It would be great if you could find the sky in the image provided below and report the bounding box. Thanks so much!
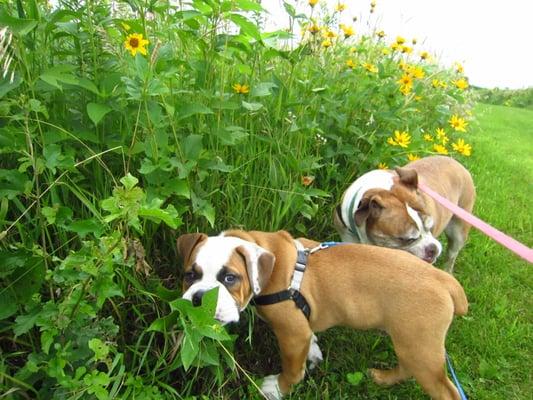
[261,0,533,89]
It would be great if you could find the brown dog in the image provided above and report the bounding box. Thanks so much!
[334,156,476,272]
[178,229,468,399]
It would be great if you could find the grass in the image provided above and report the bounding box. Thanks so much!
[236,103,533,399]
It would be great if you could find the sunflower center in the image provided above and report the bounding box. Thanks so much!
[129,38,139,48]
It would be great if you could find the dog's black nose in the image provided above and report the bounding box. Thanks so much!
[192,291,205,307]
[425,244,438,261]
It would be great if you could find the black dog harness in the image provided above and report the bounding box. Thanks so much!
[251,241,340,320]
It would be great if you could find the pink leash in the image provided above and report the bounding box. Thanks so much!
[418,182,533,264]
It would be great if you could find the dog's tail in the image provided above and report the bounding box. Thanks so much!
[443,275,468,316]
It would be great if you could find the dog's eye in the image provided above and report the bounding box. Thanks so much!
[223,273,237,285]
[401,237,418,245]
[184,271,197,282]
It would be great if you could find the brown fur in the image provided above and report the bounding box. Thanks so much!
[339,156,475,271]
[178,230,468,399]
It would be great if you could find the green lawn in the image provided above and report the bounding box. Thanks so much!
[240,103,533,400]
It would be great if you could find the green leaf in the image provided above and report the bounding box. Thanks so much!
[242,101,263,111]
[14,308,40,336]
[41,328,58,354]
[138,205,182,229]
[147,311,179,332]
[215,126,249,145]
[228,13,261,41]
[178,103,213,120]
[0,75,22,99]
[120,173,139,190]
[67,218,105,238]
[183,135,204,160]
[235,0,264,12]
[89,338,110,361]
[87,102,112,125]
[76,78,100,95]
[0,10,37,35]
[165,178,190,199]
[0,291,17,320]
[346,371,364,385]
[181,329,200,371]
[250,82,277,97]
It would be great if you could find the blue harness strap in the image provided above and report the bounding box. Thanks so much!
[446,352,468,400]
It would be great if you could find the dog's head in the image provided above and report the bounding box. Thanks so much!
[354,167,442,263]
[177,233,275,324]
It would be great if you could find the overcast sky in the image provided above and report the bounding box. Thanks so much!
[262,0,533,89]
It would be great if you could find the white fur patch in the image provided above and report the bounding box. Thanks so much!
[405,204,442,262]
[261,374,282,400]
[340,170,394,242]
[307,334,323,370]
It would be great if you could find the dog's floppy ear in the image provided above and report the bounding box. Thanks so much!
[396,167,418,189]
[176,233,208,266]
[354,195,385,226]
[236,245,275,295]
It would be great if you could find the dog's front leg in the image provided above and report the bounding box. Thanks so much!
[260,324,312,399]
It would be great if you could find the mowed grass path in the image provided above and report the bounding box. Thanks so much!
[275,103,532,400]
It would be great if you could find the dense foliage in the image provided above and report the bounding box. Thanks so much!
[0,0,474,398]
[474,86,533,110]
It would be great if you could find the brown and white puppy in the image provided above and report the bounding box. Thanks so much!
[334,156,476,272]
[178,229,468,400]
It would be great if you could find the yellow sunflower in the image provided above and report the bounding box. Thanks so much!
[433,144,448,155]
[449,115,468,132]
[232,83,250,94]
[452,138,472,156]
[387,130,411,148]
[124,33,149,56]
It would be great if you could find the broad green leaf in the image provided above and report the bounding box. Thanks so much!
[250,82,277,97]
[147,311,179,332]
[39,65,78,90]
[178,103,213,120]
[138,206,182,229]
[242,101,263,111]
[13,310,39,336]
[0,291,17,320]
[120,173,139,190]
[235,0,264,12]
[165,178,190,199]
[183,135,203,160]
[0,10,37,35]
[75,78,100,95]
[215,126,249,146]
[0,76,22,99]
[67,218,105,238]
[181,329,200,371]
[228,13,261,41]
[41,328,58,354]
[87,103,112,125]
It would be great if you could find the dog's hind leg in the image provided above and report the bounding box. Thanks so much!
[443,217,468,273]
[391,332,460,400]
[307,334,323,369]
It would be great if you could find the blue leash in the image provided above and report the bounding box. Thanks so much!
[314,242,469,399]
[446,352,468,400]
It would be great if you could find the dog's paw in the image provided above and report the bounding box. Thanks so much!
[260,374,282,400]
[307,334,323,370]
[369,367,405,386]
